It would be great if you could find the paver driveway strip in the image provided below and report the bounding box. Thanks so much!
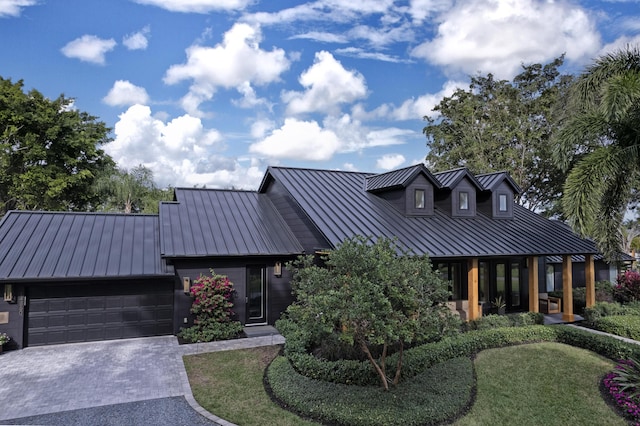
[0,336,187,422]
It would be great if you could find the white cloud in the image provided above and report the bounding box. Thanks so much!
[0,0,37,17]
[335,47,412,63]
[103,80,150,107]
[106,104,265,189]
[164,23,290,116]
[407,0,452,24]
[598,35,640,58]
[411,0,601,79]
[123,26,150,50]
[282,51,367,115]
[342,162,359,172]
[250,119,275,139]
[60,35,116,65]
[249,118,341,161]
[376,153,406,170]
[347,22,415,48]
[290,31,349,43]
[132,0,251,13]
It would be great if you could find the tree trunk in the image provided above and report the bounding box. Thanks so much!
[392,341,404,385]
[359,340,389,391]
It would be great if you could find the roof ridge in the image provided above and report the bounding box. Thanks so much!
[5,210,159,217]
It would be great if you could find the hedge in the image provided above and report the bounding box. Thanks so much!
[592,316,640,341]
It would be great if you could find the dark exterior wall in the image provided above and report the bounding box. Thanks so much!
[172,256,295,331]
[263,179,330,253]
[477,182,513,219]
[549,260,614,290]
[0,284,25,349]
[405,175,434,216]
[377,188,405,213]
[452,178,476,217]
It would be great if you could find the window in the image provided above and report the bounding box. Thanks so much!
[414,189,425,209]
[459,191,469,210]
[499,194,508,212]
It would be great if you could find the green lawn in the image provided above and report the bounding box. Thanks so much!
[184,343,625,426]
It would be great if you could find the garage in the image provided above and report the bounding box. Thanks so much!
[27,281,174,346]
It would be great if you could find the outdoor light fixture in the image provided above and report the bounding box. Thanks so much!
[183,277,191,295]
[3,284,14,303]
[274,261,282,277]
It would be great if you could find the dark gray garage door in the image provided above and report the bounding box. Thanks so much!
[27,281,173,346]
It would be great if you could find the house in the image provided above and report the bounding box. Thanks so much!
[0,164,603,348]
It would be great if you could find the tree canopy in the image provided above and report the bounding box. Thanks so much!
[0,77,113,214]
[423,56,573,214]
[283,236,457,390]
[553,46,640,260]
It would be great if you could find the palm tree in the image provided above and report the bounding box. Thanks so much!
[553,45,640,261]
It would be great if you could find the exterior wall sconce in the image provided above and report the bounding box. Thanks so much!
[183,277,191,295]
[274,261,282,277]
[4,284,14,303]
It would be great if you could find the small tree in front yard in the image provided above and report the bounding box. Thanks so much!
[178,270,243,342]
[284,236,458,390]
[614,270,640,304]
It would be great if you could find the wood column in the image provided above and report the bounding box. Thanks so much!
[562,255,574,322]
[528,256,539,313]
[585,254,596,308]
[467,258,479,321]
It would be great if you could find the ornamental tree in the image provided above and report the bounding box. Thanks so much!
[284,236,457,390]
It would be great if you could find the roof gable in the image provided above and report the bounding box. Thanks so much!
[434,167,483,190]
[0,211,169,280]
[365,164,441,193]
[160,188,303,257]
[476,171,522,194]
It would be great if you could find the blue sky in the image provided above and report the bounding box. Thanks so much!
[1,0,639,189]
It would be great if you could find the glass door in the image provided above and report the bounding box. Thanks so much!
[246,266,267,324]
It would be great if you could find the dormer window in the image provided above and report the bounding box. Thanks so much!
[499,194,508,212]
[415,189,425,209]
[459,192,469,210]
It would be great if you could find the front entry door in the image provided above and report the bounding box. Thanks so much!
[246,266,267,324]
[495,261,523,312]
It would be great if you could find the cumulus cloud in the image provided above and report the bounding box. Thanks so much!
[132,0,251,13]
[123,26,150,50]
[61,35,117,65]
[249,118,341,161]
[376,153,406,170]
[164,23,290,116]
[282,51,367,115]
[106,104,262,188]
[103,80,150,107]
[0,0,38,17]
[411,0,601,79]
[407,0,452,24]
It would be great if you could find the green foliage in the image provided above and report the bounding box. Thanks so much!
[423,56,573,214]
[266,355,473,426]
[594,316,640,341]
[282,236,458,389]
[178,270,242,343]
[582,301,640,324]
[464,312,544,331]
[611,358,640,400]
[553,46,640,260]
[0,77,113,214]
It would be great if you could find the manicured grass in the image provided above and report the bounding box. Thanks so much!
[455,342,624,426]
[183,346,316,426]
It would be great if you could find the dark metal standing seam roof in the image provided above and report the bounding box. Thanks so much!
[434,167,483,190]
[263,167,598,258]
[0,211,170,281]
[365,164,441,192]
[476,171,522,193]
[159,188,303,257]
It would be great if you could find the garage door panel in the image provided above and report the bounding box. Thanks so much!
[28,282,174,346]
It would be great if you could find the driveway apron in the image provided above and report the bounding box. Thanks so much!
[0,336,187,421]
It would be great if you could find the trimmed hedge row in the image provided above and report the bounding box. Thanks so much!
[279,322,640,386]
[583,301,640,324]
[592,315,640,341]
[266,355,474,426]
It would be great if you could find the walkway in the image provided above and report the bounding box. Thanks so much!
[0,333,284,425]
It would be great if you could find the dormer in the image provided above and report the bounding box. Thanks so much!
[434,168,483,217]
[366,164,441,216]
[476,171,521,219]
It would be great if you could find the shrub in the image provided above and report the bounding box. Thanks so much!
[178,270,243,343]
[593,316,640,341]
[582,301,640,325]
[614,270,640,303]
[596,280,615,302]
[550,287,586,315]
[603,359,640,422]
[463,312,544,331]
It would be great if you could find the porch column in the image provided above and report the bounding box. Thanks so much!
[585,254,596,308]
[467,258,479,321]
[528,256,539,313]
[562,255,574,322]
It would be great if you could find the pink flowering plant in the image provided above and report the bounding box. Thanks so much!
[178,269,243,343]
[603,358,640,423]
[614,271,640,304]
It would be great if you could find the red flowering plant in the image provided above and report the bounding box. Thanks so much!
[178,269,243,343]
[614,271,640,304]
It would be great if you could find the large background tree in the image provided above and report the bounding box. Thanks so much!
[553,46,640,260]
[423,56,573,215]
[0,77,113,214]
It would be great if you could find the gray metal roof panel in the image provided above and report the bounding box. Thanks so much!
[434,167,484,190]
[267,167,598,258]
[160,188,303,257]
[476,171,522,194]
[0,211,170,280]
[365,164,441,192]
